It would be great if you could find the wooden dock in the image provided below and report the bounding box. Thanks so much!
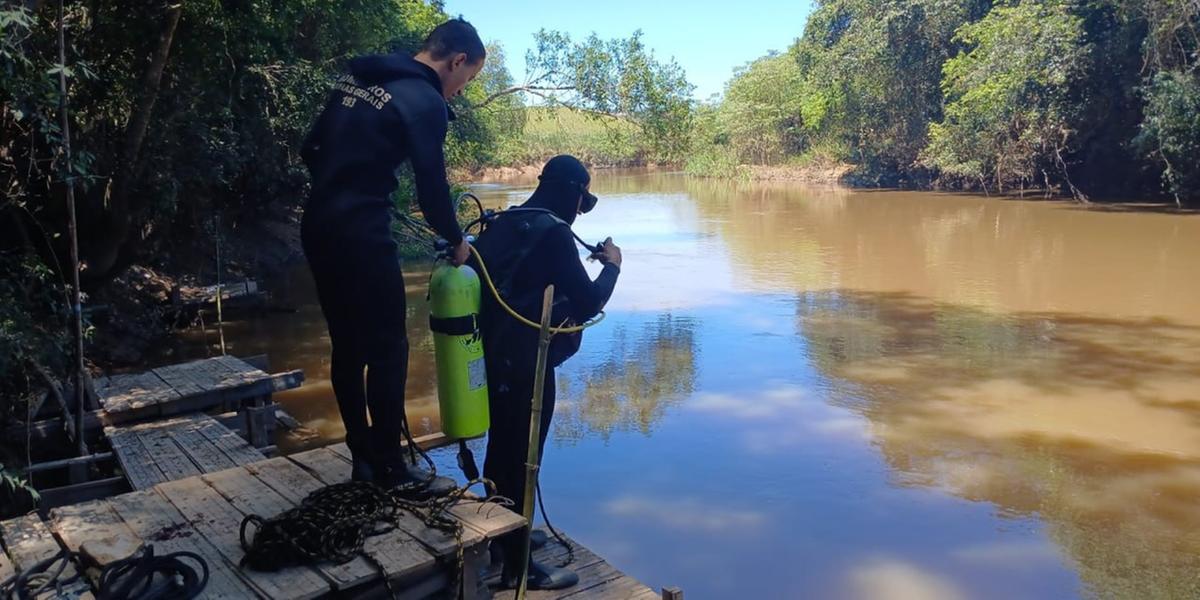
[11,355,303,508]
[105,413,266,490]
[3,354,673,598]
[95,355,302,441]
[1,442,667,599]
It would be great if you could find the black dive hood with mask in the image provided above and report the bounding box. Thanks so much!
[523,155,598,223]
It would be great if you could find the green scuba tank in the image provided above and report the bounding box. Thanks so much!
[428,262,489,439]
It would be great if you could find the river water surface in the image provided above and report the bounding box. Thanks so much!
[162,171,1200,599]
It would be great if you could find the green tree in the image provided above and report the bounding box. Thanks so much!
[790,0,992,184]
[479,29,695,164]
[719,52,805,165]
[1127,0,1200,206]
[1135,71,1200,207]
[922,1,1089,197]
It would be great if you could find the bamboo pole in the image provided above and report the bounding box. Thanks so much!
[56,0,85,456]
[517,285,555,599]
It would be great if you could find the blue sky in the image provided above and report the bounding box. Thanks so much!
[441,0,815,101]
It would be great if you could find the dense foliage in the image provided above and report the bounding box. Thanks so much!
[0,0,694,422]
[692,0,1200,204]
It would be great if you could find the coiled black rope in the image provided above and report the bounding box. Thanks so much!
[0,549,83,600]
[0,545,206,600]
[239,478,512,599]
[96,546,208,600]
[238,482,399,570]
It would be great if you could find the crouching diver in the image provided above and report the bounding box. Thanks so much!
[470,155,622,590]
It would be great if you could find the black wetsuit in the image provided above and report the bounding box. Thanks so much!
[473,189,619,570]
[300,53,463,470]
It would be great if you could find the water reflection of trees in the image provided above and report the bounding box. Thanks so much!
[795,290,1200,599]
[553,315,698,443]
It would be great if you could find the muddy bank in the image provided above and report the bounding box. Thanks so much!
[744,163,854,184]
[462,162,673,184]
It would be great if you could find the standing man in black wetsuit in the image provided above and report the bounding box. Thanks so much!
[471,155,622,590]
[300,19,484,492]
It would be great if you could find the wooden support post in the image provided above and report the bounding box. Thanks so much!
[663,586,684,600]
[243,403,277,448]
[460,543,489,600]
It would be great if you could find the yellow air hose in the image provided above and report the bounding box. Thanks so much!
[466,243,605,335]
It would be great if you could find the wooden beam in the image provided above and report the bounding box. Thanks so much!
[37,476,128,509]
[22,452,113,474]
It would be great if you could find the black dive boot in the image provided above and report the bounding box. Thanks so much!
[382,461,457,499]
[488,531,549,566]
[371,432,456,498]
[344,432,375,483]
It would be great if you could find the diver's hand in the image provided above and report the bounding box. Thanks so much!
[451,239,471,266]
[595,237,622,268]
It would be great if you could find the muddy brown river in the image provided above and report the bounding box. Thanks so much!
[160,171,1200,599]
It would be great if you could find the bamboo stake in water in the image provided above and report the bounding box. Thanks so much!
[517,285,555,599]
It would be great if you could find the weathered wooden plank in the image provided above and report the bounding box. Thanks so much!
[287,447,353,485]
[49,499,140,561]
[164,415,239,472]
[214,355,268,379]
[243,457,324,502]
[0,515,59,567]
[195,417,266,465]
[106,427,168,490]
[107,489,252,599]
[93,372,137,399]
[328,442,353,461]
[359,526,440,582]
[576,577,659,600]
[0,514,92,598]
[447,498,526,540]
[0,548,14,585]
[571,574,658,600]
[98,371,180,417]
[134,425,204,482]
[163,358,266,415]
[207,356,270,390]
[203,466,378,591]
[157,476,330,599]
[151,360,210,398]
[124,360,299,421]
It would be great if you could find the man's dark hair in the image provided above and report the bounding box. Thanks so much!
[420,18,486,64]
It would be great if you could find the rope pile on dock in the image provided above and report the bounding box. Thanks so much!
[239,479,511,598]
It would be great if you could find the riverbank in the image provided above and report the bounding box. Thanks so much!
[461,162,673,183]
[87,205,305,369]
